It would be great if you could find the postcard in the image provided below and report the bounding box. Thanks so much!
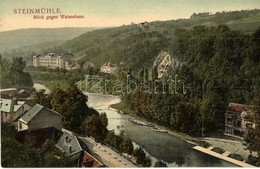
[0,0,260,167]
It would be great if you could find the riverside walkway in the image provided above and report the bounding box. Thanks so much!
[79,137,138,168]
[193,146,255,168]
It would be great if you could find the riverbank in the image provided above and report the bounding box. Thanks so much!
[79,136,138,168]
[110,100,256,167]
[193,146,255,167]
[110,101,198,143]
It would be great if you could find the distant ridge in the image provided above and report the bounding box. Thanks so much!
[0,27,102,52]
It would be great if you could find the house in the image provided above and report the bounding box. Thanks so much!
[0,98,32,123]
[82,151,105,167]
[32,53,75,70]
[16,89,31,99]
[16,127,62,147]
[0,88,18,98]
[138,21,149,31]
[100,62,117,74]
[224,102,253,139]
[56,129,84,161]
[56,129,105,167]
[18,104,63,131]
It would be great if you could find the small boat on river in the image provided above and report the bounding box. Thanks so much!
[151,127,168,133]
[127,118,154,127]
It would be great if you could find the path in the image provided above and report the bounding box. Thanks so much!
[79,137,138,168]
[203,137,257,158]
[193,146,255,168]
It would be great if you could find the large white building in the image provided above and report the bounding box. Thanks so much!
[32,53,77,70]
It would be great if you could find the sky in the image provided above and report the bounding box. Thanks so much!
[0,0,259,32]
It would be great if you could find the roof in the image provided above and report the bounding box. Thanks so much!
[101,62,116,68]
[14,104,23,112]
[60,53,74,58]
[0,88,17,92]
[0,99,14,113]
[19,104,61,124]
[82,151,105,167]
[34,53,74,59]
[56,130,83,156]
[16,127,62,147]
[19,104,44,124]
[227,103,248,114]
[17,89,30,95]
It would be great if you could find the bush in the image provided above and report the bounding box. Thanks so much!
[212,147,225,154]
[228,153,244,161]
[246,155,259,166]
[154,160,168,167]
[194,140,211,148]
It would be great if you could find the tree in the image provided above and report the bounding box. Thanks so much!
[0,57,33,89]
[11,57,26,72]
[32,89,52,108]
[81,113,108,142]
[170,102,199,133]
[122,137,134,155]
[154,160,168,167]
[53,86,94,131]
[1,123,74,167]
[245,97,260,166]
[133,147,146,165]
[144,68,149,81]
[143,156,152,167]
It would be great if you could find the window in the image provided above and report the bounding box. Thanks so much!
[227,118,233,126]
[237,120,242,128]
[19,122,22,129]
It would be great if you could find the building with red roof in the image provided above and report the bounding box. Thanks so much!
[225,102,253,139]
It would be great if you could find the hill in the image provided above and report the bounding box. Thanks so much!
[47,9,260,72]
[0,27,100,53]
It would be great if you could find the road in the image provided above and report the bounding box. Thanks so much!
[80,137,138,168]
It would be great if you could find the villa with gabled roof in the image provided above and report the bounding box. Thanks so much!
[18,104,63,131]
[0,98,32,123]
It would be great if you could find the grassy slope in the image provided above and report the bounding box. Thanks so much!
[57,10,260,72]
[0,27,100,52]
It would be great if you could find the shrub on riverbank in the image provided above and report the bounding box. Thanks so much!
[154,160,168,167]
[194,140,211,148]
[228,153,244,161]
[212,147,225,154]
[246,155,260,167]
[133,147,151,167]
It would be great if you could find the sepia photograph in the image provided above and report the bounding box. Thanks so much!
[0,0,260,167]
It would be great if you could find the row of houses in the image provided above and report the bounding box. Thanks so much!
[32,53,80,70]
[1,97,105,167]
[0,88,30,99]
[32,53,118,74]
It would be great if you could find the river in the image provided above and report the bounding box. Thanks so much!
[32,83,237,167]
[86,92,238,167]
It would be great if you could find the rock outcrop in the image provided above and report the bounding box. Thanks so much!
[153,50,182,78]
